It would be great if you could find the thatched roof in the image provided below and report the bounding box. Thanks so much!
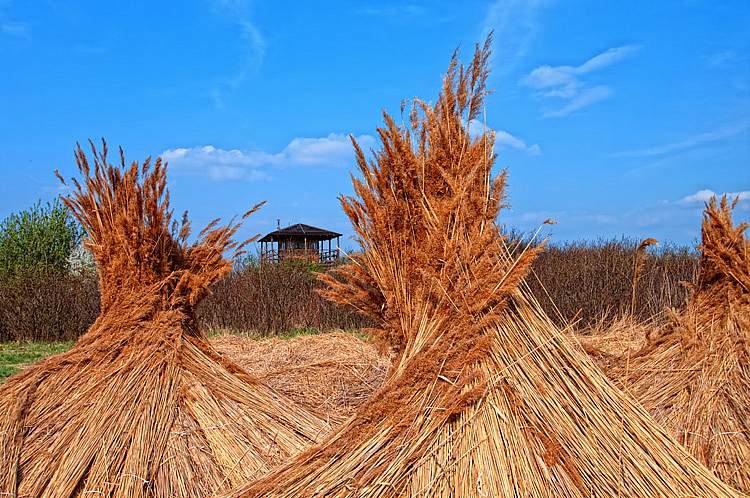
[603,195,750,493]
[259,224,342,242]
[0,141,332,497]
[220,37,738,498]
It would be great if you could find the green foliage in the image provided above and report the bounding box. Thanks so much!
[0,198,84,274]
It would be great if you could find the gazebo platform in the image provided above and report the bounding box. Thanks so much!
[259,223,342,266]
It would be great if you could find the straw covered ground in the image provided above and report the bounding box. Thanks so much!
[211,331,390,420]
[221,37,741,498]
[0,143,331,497]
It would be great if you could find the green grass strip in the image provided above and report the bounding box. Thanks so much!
[0,340,74,383]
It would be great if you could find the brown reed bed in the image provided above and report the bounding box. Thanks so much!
[600,195,750,493]
[0,141,331,497]
[220,37,739,498]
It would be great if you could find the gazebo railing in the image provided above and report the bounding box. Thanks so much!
[260,248,339,266]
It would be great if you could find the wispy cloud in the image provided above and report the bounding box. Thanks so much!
[1,20,28,37]
[704,48,750,69]
[705,49,736,68]
[495,130,541,155]
[506,208,618,226]
[467,120,541,155]
[209,0,266,109]
[162,133,375,181]
[615,121,750,157]
[356,5,425,17]
[76,45,108,55]
[522,45,639,117]
[541,86,613,118]
[480,0,545,76]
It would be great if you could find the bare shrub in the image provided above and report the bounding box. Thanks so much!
[528,238,698,328]
[0,268,99,342]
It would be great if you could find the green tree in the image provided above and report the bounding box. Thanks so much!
[0,198,84,274]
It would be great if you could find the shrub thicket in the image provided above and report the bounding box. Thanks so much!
[527,238,698,329]
[0,240,698,342]
[0,268,99,342]
[197,258,373,336]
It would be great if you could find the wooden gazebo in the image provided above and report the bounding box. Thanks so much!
[259,223,342,266]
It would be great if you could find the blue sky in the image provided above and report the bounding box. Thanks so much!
[1,1,748,253]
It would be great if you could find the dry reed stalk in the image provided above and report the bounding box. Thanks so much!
[0,141,331,497]
[219,37,740,498]
[606,195,750,493]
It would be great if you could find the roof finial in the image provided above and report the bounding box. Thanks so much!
[277,219,280,230]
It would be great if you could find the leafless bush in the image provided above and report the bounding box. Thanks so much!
[527,238,698,328]
[197,259,373,336]
[0,268,99,342]
[0,241,697,341]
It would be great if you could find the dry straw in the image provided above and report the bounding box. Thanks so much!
[605,195,750,493]
[221,37,740,498]
[0,141,331,497]
[211,331,390,419]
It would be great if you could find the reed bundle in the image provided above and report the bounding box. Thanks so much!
[607,195,750,493]
[221,38,739,498]
[0,142,330,497]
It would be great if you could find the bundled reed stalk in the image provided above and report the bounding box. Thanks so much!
[221,38,739,498]
[606,195,749,493]
[0,141,331,498]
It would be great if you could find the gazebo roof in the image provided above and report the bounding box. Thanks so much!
[259,223,342,242]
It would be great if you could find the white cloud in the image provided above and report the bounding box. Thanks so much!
[523,65,577,89]
[161,133,375,181]
[522,45,639,117]
[283,134,375,166]
[678,189,750,207]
